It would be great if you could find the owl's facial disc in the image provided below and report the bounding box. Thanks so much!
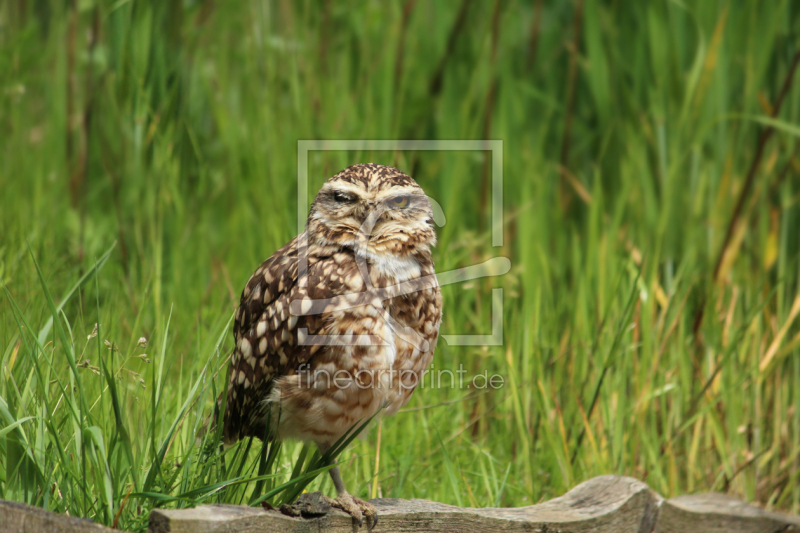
[307,164,436,255]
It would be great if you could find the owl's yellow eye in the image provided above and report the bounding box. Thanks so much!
[391,195,410,208]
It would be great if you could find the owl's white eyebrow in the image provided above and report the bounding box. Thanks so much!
[374,186,420,199]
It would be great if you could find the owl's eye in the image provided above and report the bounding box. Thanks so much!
[390,195,410,208]
[333,191,355,203]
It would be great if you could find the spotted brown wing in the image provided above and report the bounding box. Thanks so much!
[222,236,365,443]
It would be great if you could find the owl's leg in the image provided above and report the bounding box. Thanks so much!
[324,465,378,530]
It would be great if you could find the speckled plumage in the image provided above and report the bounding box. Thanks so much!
[223,164,442,455]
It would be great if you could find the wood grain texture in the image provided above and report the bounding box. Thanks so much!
[656,492,800,533]
[0,499,114,533]
[4,476,800,533]
[148,475,661,533]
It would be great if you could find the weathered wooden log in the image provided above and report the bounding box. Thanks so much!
[657,492,800,533]
[148,475,661,533]
[0,499,114,533]
[3,476,800,533]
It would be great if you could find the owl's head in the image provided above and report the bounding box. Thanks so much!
[307,164,436,258]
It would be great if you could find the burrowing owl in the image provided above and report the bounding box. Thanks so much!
[222,164,442,528]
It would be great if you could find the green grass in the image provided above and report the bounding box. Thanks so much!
[2,0,800,530]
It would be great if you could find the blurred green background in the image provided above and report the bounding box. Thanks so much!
[2,0,800,530]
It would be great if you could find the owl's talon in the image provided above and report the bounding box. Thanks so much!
[323,492,377,530]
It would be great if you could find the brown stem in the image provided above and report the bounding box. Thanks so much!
[559,0,584,212]
[66,0,77,194]
[319,0,331,75]
[428,0,472,97]
[526,0,543,73]
[479,0,502,226]
[692,48,800,339]
[394,0,418,87]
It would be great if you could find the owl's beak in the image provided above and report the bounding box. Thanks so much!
[356,201,385,236]
[360,208,381,237]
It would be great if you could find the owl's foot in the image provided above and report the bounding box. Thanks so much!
[323,492,378,530]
